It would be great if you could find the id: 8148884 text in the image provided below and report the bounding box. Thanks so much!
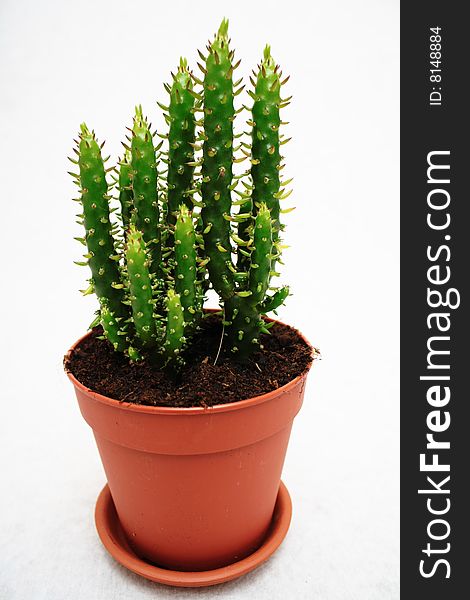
[429,26,442,106]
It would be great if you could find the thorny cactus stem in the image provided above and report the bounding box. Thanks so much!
[200,19,237,301]
[130,105,161,273]
[72,124,127,324]
[118,148,133,234]
[198,23,291,359]
[164,58,196,226]
[174,204,200,329]
[248,44,292,278]
[247,203,273,304]
[100,303,127,353]
[259,284,290,314]
[225,203,273,358]
[163,289,185,363]
[125,224,158,350]
[250,46,282,234]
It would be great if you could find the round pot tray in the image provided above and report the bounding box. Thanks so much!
[94,481,292,588]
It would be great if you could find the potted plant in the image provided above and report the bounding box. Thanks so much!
[65,19,316,587]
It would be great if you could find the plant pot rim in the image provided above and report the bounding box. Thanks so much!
[65,314,314,416]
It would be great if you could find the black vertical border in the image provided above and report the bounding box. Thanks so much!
[401,2,468,598]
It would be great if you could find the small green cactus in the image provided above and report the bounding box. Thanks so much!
[200,19,237,302]
[163,289,185,362]
[71,124,127,323]
[70,19,293,368]
[164,58,197,225]
[250,47,283,233]
[174,204,202,330]
[125,224,158,350]
[99,303,127,353]
[130,106,161,274]
[117,149,133,235]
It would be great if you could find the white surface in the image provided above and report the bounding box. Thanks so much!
[0,0,399,598]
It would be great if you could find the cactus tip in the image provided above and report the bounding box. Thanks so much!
[261,44,275,70]
[218,18,229,38]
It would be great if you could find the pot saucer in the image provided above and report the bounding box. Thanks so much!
[94,481,292,588]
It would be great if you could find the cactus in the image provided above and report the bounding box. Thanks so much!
[71,124,128,328]
[224,204,287,359]
[70,19,294,367]
[259,284,290,314]
[221,204,273,353]
[198,22,291,359]
[118,149,133,234]
[163,58,197,226]
[99,303,127,353]
[130,105,161,274]
[70,116,202,368]
[163,289,185,363]
[200,19,237,301]
[125,224,158,350]
[242,44,292,275]
[174,204,201,329]
[250,46,282,239]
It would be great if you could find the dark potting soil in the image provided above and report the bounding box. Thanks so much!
[65,314,314,408]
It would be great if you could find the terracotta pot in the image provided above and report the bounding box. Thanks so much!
[66,322,313,572]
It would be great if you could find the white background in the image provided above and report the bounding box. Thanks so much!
[0,0,399,598]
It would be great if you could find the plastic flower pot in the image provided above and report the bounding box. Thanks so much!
[65,320,313,583]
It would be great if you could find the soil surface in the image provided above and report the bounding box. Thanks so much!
[65,314,314,408]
